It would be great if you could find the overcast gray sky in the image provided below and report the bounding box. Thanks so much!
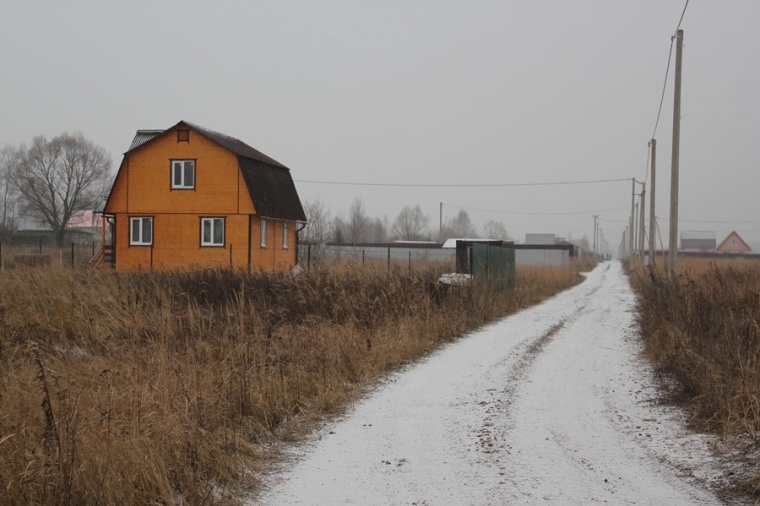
[2,1,758,251]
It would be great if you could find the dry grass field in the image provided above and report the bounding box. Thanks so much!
[633,257,760,498]
[0,260,587,505]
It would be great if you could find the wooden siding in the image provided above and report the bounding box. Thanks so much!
[716,231,751,254]
[250,217,298,272]
[107,127,298,272]
[106,130,255,216]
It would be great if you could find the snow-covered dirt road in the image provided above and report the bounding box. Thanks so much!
[255,262,721,505]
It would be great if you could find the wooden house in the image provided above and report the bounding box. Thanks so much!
[716,231,751,254]
[680,231,716,252]
[93,121,306,271]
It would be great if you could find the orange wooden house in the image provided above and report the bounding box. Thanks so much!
[93,121,306,271]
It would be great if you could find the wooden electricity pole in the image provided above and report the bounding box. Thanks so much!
[629,178,635,263]
[668,29,684,278]
[649,139,656,266]
[639,185,646,259]
[439,202,443,243]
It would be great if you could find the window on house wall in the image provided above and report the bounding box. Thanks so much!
[732,239,737,246]
[201,217,224,247]
[171,160,195,189]
[130,217,153,246]
[260,219,267,248]
[282,222,289,249]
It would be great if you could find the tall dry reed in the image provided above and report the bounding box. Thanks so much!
[634,260,760,433]
[0,262,583,505]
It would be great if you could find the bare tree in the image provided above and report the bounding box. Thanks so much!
[391,205,430,241]
[302,199,330,244]
[12,133,112,247]
[0,145,19,231]
[302,199,331,260]
[331,215,347,244]
[347,197,370,244]
[367,216,388,243]
[441,209,477,240]
[482,219,510,240]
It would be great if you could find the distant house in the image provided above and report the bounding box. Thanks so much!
[95,120,306,271]
[680,231,716,252]
[525,233,556,245]
[716,231,751,254]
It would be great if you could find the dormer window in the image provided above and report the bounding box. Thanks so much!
[171,160,195,189]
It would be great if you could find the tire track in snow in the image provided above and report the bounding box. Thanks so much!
[253,262,719,505]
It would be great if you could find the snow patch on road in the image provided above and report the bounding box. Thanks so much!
[253,262,725,505]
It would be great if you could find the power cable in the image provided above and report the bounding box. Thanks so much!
[650,0,690,140]
[295,177,630,188]
[445,203,629,217]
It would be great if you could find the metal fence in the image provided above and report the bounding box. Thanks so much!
[0,241,101,269]
[298,243,455,271]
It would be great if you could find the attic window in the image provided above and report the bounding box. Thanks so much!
[171,160,195,189]
[177,129,190,143]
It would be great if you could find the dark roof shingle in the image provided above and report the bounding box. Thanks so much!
[239,157,306,222]
[124,121,305,222]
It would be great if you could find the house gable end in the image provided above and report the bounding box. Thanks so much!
[239,157,306,222]
[717,231,752,253]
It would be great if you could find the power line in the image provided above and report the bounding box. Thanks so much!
[650,0,690,140]
[295,177,631,188]
[680,218,760,225]
[445,203,629,217]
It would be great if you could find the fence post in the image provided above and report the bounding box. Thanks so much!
[387,246,391,269]
[39,238,42,254]
[92,240,95,258]
[408,251,411,273]
[0,241,2,271]
[362,250,365,268]
[307,244,311,271]
[71,242,75,266]
[230,244,233,269]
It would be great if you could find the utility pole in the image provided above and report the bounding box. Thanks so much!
[592,214,599,257]
[649,139,656,267]
[439,202,443,243]
[669,29,684,279]
[633,201,639,262]
[629,178,635,262]
[639,185,646,259]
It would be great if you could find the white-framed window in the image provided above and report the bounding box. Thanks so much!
[201,217,224,247]
[171,160,195,189]
[282,222,289,249]
[260,218,267,248]
[130,217,153,246]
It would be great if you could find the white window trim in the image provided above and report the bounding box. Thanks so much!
[260,218,268,248]
[171,160,196,189]
[130,217,153,246]
[282,222,289,249]
[201,217,225,247]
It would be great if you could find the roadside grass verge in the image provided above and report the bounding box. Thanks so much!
[632,258,760,498]
[0,261,587,505]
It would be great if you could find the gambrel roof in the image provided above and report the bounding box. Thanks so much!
[115,120,306,222]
